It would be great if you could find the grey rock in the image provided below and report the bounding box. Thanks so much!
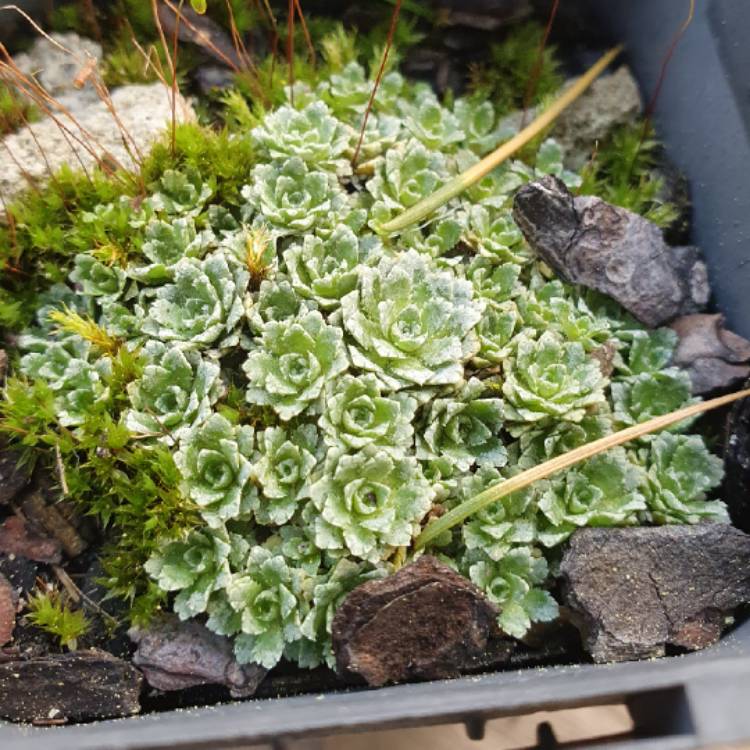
[0,82,195,201]
[0,649,142,723]
[670,313,750,394]
[332,555,498,687]
[513,175,708,327]
[553,66,642,169]
[130,615,267,699]
[560,524,750,663]
[11,32,102,104]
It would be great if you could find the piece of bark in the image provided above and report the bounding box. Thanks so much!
[157,2,243,70]
[0,649,142,723]
[130,615,267,699]
[669,314,750,394]
[590,340,617,377]
[20,491,86,558]
[513,175,709,327]
[724,391,750,532]
[560,525,750,663]
[0,448,29,506]
[0,573,15,646]
[0,349,7,381]
[332,555,498,687]
[0,516,62,564]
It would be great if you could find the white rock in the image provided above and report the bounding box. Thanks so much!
[0,83,195,201]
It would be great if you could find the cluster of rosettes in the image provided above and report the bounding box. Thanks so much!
[18,62,727,667]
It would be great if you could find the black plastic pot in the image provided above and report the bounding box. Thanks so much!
[3,1,750,747]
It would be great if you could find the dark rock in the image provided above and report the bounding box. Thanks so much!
[157,2,243,70]
[560,525,750,663]
[0,516,62,564]
[724,390,750,532]
[670,314,750,395]
[513,176,709,327]
[0,649,142,723]
[194,64,236,95]
[332,555,498,686]
[651,153,692,246]
[0,573,15,646]
[0,449,29,506]
[130,615,267,699]
[0,553,38,599]
[20,490,86,558]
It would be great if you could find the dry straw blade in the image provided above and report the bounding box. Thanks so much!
[381,45,623,234]
[414,387,750,549]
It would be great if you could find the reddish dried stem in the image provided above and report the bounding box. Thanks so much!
[286,0,295,106]
[351,0,402,168]
[521,0,559,128]
[293,0,316,67]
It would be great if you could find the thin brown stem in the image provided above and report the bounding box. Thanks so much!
[286,0,295,105]
[293,0,316,67]
[521,0,559,128]
[351,0,402,168]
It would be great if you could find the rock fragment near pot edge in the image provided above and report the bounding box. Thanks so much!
[0,649,142,723]
[560,524,750,663]
[130,615,267,698]
[670,314,750,394]
[513,175,709,327]
[332,555,498,687]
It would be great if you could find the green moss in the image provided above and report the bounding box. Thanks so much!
[0,347,202,625]
[26,589,91,650]
[0,82,39,136]
[469,22,563,115]
[578,120,680,228]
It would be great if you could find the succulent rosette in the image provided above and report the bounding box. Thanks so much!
[148,168,212,217]
[399,87,465,151]
[319,61,403,118]
[464,205,530,264]
[366,138,451,229]
[253,424,322,525]
[125,340,222,444]
[247,279,313,334]
[417,378,506,472]
[243,157,363,237]
[283,225,380,310]
[639,433,727,524]
[250,101,352,174]
[536,450,646,546]
[459,467,537,562]
[70,253,126,301]
[465,547,559,638]
[341,250,483,389]
[226,546,307,668]
[502,331,608,430]
[174,413,257,527]
[141,254,248,350]
[611,368,696,428]
[310,446,435,562]
[145,529,232,619]
[243,310,349,420]
[474,301,523,366]
[320,373,416,453]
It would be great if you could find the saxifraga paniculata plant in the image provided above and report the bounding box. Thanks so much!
[0,28,726,671]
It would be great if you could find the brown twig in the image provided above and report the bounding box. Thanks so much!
[351,0,402,168]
